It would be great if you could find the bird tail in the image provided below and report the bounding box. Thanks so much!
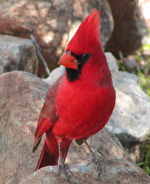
[35,132,72,171]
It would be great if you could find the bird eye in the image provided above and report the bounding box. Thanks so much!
[82,53,90,61]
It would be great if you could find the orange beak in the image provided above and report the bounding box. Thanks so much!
[58,51,78,70]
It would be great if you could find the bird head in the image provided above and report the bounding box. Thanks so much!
[58,9,101,70]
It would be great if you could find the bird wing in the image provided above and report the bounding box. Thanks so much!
[32,74,65,152]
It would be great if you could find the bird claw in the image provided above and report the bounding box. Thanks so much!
[58,159,73,182]
[87,155,104,177]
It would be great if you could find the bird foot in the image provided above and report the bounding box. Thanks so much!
[58,158,73,182]
[87,154,104,177]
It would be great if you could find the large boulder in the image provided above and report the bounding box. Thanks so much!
[105,53,150,148]
[19,159,150,184]
[0,35,38,75]
[0,0,113,76]
[1,71,149,184]
[0,71,49,184]
[106,0,148,57]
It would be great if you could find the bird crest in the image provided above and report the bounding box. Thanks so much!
[66,9,101,54]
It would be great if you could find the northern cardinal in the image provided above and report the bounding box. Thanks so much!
[33,9,116,176]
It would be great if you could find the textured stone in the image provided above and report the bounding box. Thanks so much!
[105,53,150,147]
[123,57,137,72]
[0,0,113,76]
[0,35,38,75]
[19,159,150,184]
[0,71,49,184]
[105,52,119,71]
[43,66,65,86]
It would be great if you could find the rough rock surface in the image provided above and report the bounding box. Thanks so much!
[105,53,150,147]
[43,66,65,86]
[0,0,113,76]
[19,160,150,184]
[1,70,149,184]
[0,35,38,75]
[106,0,148,57]
[122,57,137,73]
[0,71,49,184]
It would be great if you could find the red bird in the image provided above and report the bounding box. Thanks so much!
[33,9,116,176]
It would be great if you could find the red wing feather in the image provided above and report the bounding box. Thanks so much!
[32,75,65,152]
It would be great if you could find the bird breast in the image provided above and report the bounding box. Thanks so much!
[52,79,115,140]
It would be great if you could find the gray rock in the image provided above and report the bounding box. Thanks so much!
[0,71,49,184]
[43,66,65,86]
[98,0,114,48]
[19,155,150,184]
[123,58,137,72]
[105,52,119,71]
[105,53,150,147]
[0,35,38,75]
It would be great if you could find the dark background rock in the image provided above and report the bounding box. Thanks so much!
[122,57,137,73]
[97,0,114,49]
[0,0,113,77]
[0,35,38,75]
[0,0,148,76]
[106,0,148,57]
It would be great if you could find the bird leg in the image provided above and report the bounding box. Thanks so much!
[84,139,103,176]
[57,141,72,181]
